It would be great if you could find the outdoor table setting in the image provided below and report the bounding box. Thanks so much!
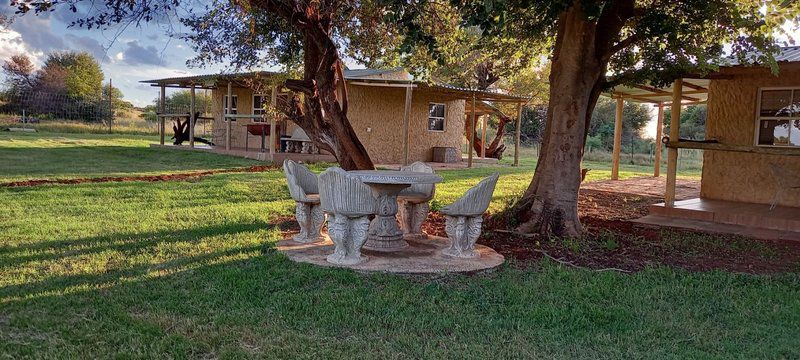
[348,170,442,251]
[280,160,503,274]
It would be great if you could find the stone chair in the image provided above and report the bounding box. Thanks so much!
[319,167,376,265]
[440,173,500,259]
[396,161,436,240]
[283,160,325,243]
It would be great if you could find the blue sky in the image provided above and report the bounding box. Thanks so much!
[0,4,228,106]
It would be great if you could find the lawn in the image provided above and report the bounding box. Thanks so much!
[1,132,798,358]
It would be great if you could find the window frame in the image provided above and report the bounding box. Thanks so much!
[252,93,268,122]
[427,102,447,132]
[754,87,800,148]
[223,94,238,121]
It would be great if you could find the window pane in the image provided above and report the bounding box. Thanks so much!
[793,120,800,146]
[429,104,445,118]
[758,120,791,146]
[760,90,793,117]
[428,117,444,131]
[253,95,264,109]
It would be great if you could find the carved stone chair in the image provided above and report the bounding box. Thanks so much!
[440,173,499,259]
[283,160,325,243]
[396,161,436,240]
[319,167,376,265]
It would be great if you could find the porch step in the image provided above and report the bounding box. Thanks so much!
[649,198,800,233]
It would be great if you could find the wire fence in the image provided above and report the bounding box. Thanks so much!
[0,90,112,125]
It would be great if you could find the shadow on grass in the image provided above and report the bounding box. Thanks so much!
[0,146,258,180]
[0,222,274,268]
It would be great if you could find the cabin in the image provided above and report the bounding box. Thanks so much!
[608,46,800,238]
[141,69,527,166]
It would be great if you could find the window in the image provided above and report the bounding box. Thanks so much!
[756,88,800,147]
[428,103,446,131]
[223,95,238,121]
[253,94,267,122]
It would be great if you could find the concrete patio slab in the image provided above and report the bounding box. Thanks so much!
[277,235,505,274]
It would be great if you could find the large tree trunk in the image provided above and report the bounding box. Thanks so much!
[257,0,374,170]
[512,4,606,237]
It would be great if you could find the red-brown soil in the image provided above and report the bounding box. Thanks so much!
[1,165,277,188]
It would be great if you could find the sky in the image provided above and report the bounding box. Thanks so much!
[0,4,228,107]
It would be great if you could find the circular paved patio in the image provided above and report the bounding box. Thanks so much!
[277,235,504,274]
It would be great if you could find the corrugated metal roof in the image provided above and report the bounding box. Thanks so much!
[728,46,800,65]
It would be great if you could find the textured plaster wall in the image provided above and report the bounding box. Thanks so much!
[211,87,295,149]
[346,85,465,164]
[210,83,465,164]
[701,63,800,206]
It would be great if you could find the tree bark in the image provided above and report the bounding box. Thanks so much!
[512,4,607,237]
[255,0,374,170]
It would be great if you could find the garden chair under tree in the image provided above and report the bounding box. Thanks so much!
[283,160,325,243]
[396,161,436,240]
[440,173,499,259]
[318,167,375,265]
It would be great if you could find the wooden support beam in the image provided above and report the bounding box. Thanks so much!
[402,83,413,165]
[189,85,196,148]
[513,103,522,167]
[667,141,800,156]
[468,93,476,168]
[611,97,624,180]
[480,116,487,158]
[159,85,165,145]
[681,81,708,91]
[665,79,683,207]
[631,84,701,102]
[269,85,278,159]
[226,82,232,151]
[654,102,664,177]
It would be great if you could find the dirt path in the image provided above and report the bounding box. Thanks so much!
[1,165,277,188]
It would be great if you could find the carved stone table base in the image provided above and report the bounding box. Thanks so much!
[364,183,409,252]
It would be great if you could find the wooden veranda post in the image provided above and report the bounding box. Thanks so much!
[468,93,476,168]
[513,102,522,167]
[654,102,664,177]
[611,97,624,180]
[225,82,232,151]
[159,85,165,145]
[107,79,113,134]
[269,85,278,159]
[480,116,487,158]
[665,79,683,207]
[402,82,413,165]
[189,85,196,148]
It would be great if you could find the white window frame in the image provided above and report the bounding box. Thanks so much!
[754,87,800,148]
[252,93,267,122]
[427,103,446,132]
[223,94,238,121]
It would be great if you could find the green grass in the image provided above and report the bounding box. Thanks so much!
[0,132,259,182]
[1,132,798,358]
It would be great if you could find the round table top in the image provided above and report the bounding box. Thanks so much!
[348,170,442,185]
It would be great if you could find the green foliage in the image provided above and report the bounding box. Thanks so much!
[664,105,707,140]
[44,51,104,99]
[588,98,652,152]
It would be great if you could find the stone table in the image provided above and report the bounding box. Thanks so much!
[349,170,442,251]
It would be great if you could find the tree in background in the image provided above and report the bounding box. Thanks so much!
[1,55,36,92]
[664,105,707,140]
[43,52,104,99]
[140,90,213,122]
[587,97,651,152]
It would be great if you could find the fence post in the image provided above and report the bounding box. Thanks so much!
[108,79,113,134]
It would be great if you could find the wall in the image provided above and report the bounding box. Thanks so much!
[211,87,296,149]
[701,63,800,207]
[346,84,465,164]
[210,82,465,164]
